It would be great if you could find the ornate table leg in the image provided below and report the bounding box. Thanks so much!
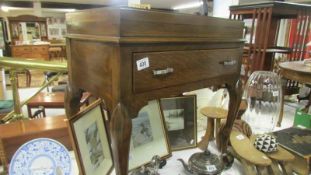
[110,103,132,175]
[219,80,242,153]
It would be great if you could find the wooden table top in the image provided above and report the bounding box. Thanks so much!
[0,115,67,139]
[200,106,228,119]
[279,61,311,84]
[27,92,65,108]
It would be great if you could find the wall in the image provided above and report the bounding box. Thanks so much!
[0,10,65,18]
[213,0,239,18]
[176,1,214,16]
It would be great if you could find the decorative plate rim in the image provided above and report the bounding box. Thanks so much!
[9,137,72,175]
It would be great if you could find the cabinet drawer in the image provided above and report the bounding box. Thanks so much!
[12,47,31,55]
[32,46,48,52]
[133,49,242,93]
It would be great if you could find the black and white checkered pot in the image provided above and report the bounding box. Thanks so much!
[254,134,278,153]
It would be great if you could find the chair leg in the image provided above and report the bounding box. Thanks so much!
[215,118,221,149]
[42,108,46,118]
[240,158,257,175]
[304,94,311,112]
[277,87,285,127]
[281,161,293,175]
[256,166,269,175]
[269,161,283,174]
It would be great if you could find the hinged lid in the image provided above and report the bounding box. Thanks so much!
[66,7,244,43]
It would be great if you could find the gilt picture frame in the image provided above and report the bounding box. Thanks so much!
[160,95,197,151]
[128,100,171,170]
[68,99,113,175]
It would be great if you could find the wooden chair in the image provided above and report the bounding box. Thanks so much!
[30,106,46,119]
[16,69,31,88]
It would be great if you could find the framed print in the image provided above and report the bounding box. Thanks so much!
[128,100,171,170]
[68,99,113,175]
[160,95,197,151]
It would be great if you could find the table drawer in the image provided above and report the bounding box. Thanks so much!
[133,49,241,93]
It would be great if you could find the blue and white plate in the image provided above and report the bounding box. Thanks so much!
[9,138,71,175]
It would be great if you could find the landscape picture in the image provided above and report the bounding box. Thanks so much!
[84,121,105,169]
[160,96,197,150]
[163,109,185,131]
[131,112,154,148]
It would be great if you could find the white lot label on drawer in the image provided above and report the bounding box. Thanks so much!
[136,57,149,71]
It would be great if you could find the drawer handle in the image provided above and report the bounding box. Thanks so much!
[153,67,174,76]
[220,60,237,66]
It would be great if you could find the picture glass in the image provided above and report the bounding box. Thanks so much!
[160,96,197,150]
[129,100,170,170]
[73,105,112,175]
[132,112,154,148]
[84,121,105,169]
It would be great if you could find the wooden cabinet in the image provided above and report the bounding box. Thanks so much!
[65,7,244,175]
[11,45,49,60]
[8,15,48,45]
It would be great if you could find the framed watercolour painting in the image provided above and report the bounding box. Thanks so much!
[160,95,197,151]
[128,100,171,170]
[68,100,113,175]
